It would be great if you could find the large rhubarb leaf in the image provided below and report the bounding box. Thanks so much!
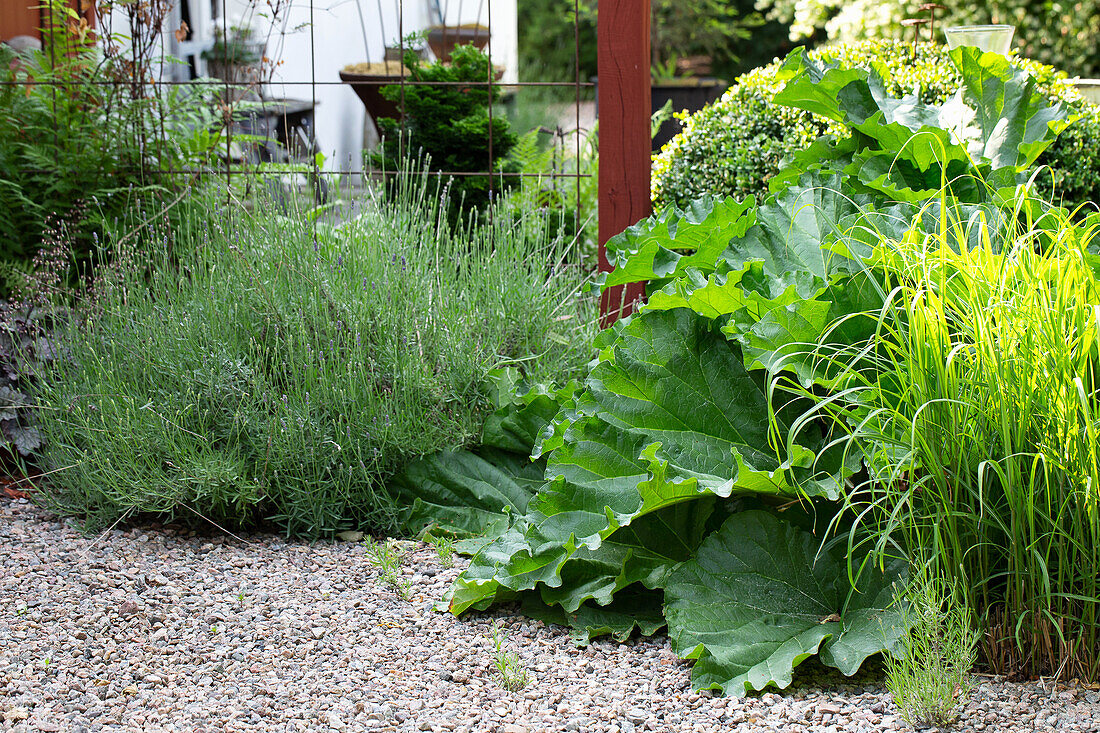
[601,197,757,288]
[643,263,823,325]
[664,510,908,695]
[449,496,720,614]
[392,447,543,539]
[521,585,667,644]
[737,271,884,388]
[479,370,580,454]
[450,308,834,615]
[950,46,1071,171]
[717,174,863,281]
[771,47,1070,204]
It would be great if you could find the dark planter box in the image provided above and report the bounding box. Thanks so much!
[593,77,729,152]
[651,78,728,150]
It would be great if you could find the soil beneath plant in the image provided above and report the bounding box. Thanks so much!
[2,495,1098,732]
[341,62,410,76]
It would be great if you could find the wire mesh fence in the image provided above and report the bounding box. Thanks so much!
[1,0,594,242]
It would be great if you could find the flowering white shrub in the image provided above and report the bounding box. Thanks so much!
[757,0,906,43]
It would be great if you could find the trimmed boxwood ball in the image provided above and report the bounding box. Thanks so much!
[652,40,1100,213]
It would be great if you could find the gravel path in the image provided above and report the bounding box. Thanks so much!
[3,496,1099,733]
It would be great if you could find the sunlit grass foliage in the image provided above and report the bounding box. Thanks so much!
[801,196,1100,680]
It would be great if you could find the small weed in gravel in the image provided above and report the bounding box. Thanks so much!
[365,538,412,600]
[886,566,979,728]
[489,621,530,691]
[426,533,455,568]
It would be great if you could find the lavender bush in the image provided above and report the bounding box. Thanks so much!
[30,176,595,538]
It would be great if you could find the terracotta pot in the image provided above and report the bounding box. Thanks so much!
[339,67,409,128]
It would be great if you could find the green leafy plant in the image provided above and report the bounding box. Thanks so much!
[201,23,263,67]
[0,2,222,295]
[392,369,572,546]
[765,46,1069,203]
[489,621,530,691]
[0,302,54,462]
[372,45,517,219]
[31,174,595,539]
[652,40,1100,214]
[390,45,1100,692]
[885,565,979,729]
[665,511,907,693]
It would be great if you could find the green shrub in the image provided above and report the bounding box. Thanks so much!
[373,45,518,219]
[31,176,595,539]
[652,40,1100,212]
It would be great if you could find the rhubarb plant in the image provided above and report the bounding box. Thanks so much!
[393,46,1073,694]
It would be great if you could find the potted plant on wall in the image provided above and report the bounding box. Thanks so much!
[202,22,265,100]
[425,23,490,63]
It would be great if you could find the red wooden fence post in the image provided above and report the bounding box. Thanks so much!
[0,2,95,42]
[597,0,650,327]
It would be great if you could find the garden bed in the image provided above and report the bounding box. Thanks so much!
[2,496,1098,733]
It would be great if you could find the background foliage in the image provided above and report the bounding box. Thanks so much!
[758,0,1100,78]
[516,0,799,85]
[0,2,220,296]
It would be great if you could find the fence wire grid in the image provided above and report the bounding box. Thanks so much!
[1,0,593,222]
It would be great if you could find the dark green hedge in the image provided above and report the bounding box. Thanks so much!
[652,41,1100,213]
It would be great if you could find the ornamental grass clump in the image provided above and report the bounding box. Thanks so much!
[806,198,1100,681]
[31,175,595,539]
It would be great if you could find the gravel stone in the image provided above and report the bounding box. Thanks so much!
[3,495,1100,732]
